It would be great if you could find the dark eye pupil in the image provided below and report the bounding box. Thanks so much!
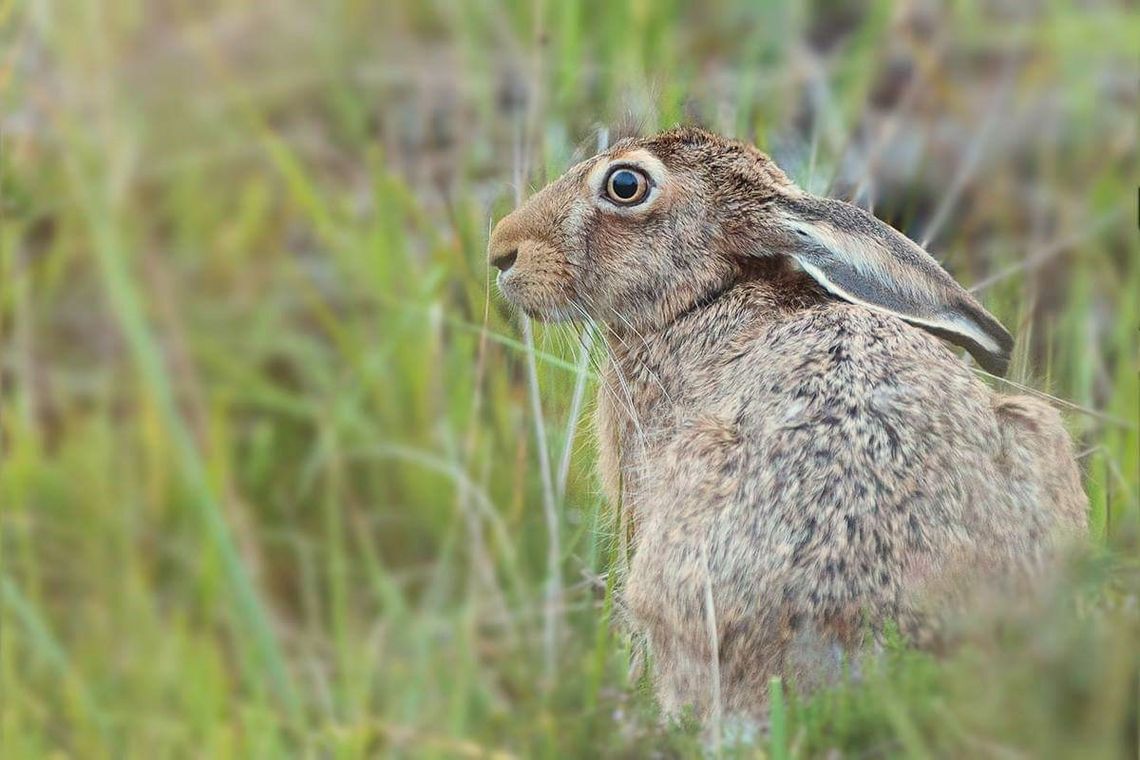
[611,170,640,200]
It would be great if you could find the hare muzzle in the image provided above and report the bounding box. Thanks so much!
[488,212,577,320]
[487,170,595,321]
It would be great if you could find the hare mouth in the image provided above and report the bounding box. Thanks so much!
[512,298,577,323]
[496,274,576,323]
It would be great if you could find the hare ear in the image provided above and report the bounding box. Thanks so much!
[767,195,1014,375]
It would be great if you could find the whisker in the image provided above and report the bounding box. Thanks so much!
[605,308,677,407]
[973,369,1137,430]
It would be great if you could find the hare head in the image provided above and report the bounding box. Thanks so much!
[489,127,1013,375]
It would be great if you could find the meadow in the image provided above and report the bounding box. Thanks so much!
[1,1,1138,757]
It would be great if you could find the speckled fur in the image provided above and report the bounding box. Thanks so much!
[489,128,1087,722]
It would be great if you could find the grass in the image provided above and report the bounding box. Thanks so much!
[1,0,1138,757]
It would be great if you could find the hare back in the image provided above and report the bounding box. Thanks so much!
[612,279,1085,714]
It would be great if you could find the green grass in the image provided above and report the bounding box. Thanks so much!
[1,0,1137,757]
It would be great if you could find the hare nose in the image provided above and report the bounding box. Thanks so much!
[490,246,518,272]
[488,208,527,271]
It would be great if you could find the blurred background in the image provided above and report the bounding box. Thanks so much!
[2,0,1137,756]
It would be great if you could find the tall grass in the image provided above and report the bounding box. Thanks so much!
[1,0,1137,757]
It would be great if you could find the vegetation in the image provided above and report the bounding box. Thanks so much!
[2,1,1137,756]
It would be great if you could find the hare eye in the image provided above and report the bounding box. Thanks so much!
[605,168,649,205]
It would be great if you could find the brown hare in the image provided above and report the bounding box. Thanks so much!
[488,127,1087,724]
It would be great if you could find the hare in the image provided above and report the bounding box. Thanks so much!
[488,127,1087,723]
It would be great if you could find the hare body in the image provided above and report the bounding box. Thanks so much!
[488,128,1088,722]
[597,263,1085,720]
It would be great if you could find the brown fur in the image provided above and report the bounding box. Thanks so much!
[488,128,1087,722]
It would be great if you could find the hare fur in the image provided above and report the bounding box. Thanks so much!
[489,127,1087,722]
